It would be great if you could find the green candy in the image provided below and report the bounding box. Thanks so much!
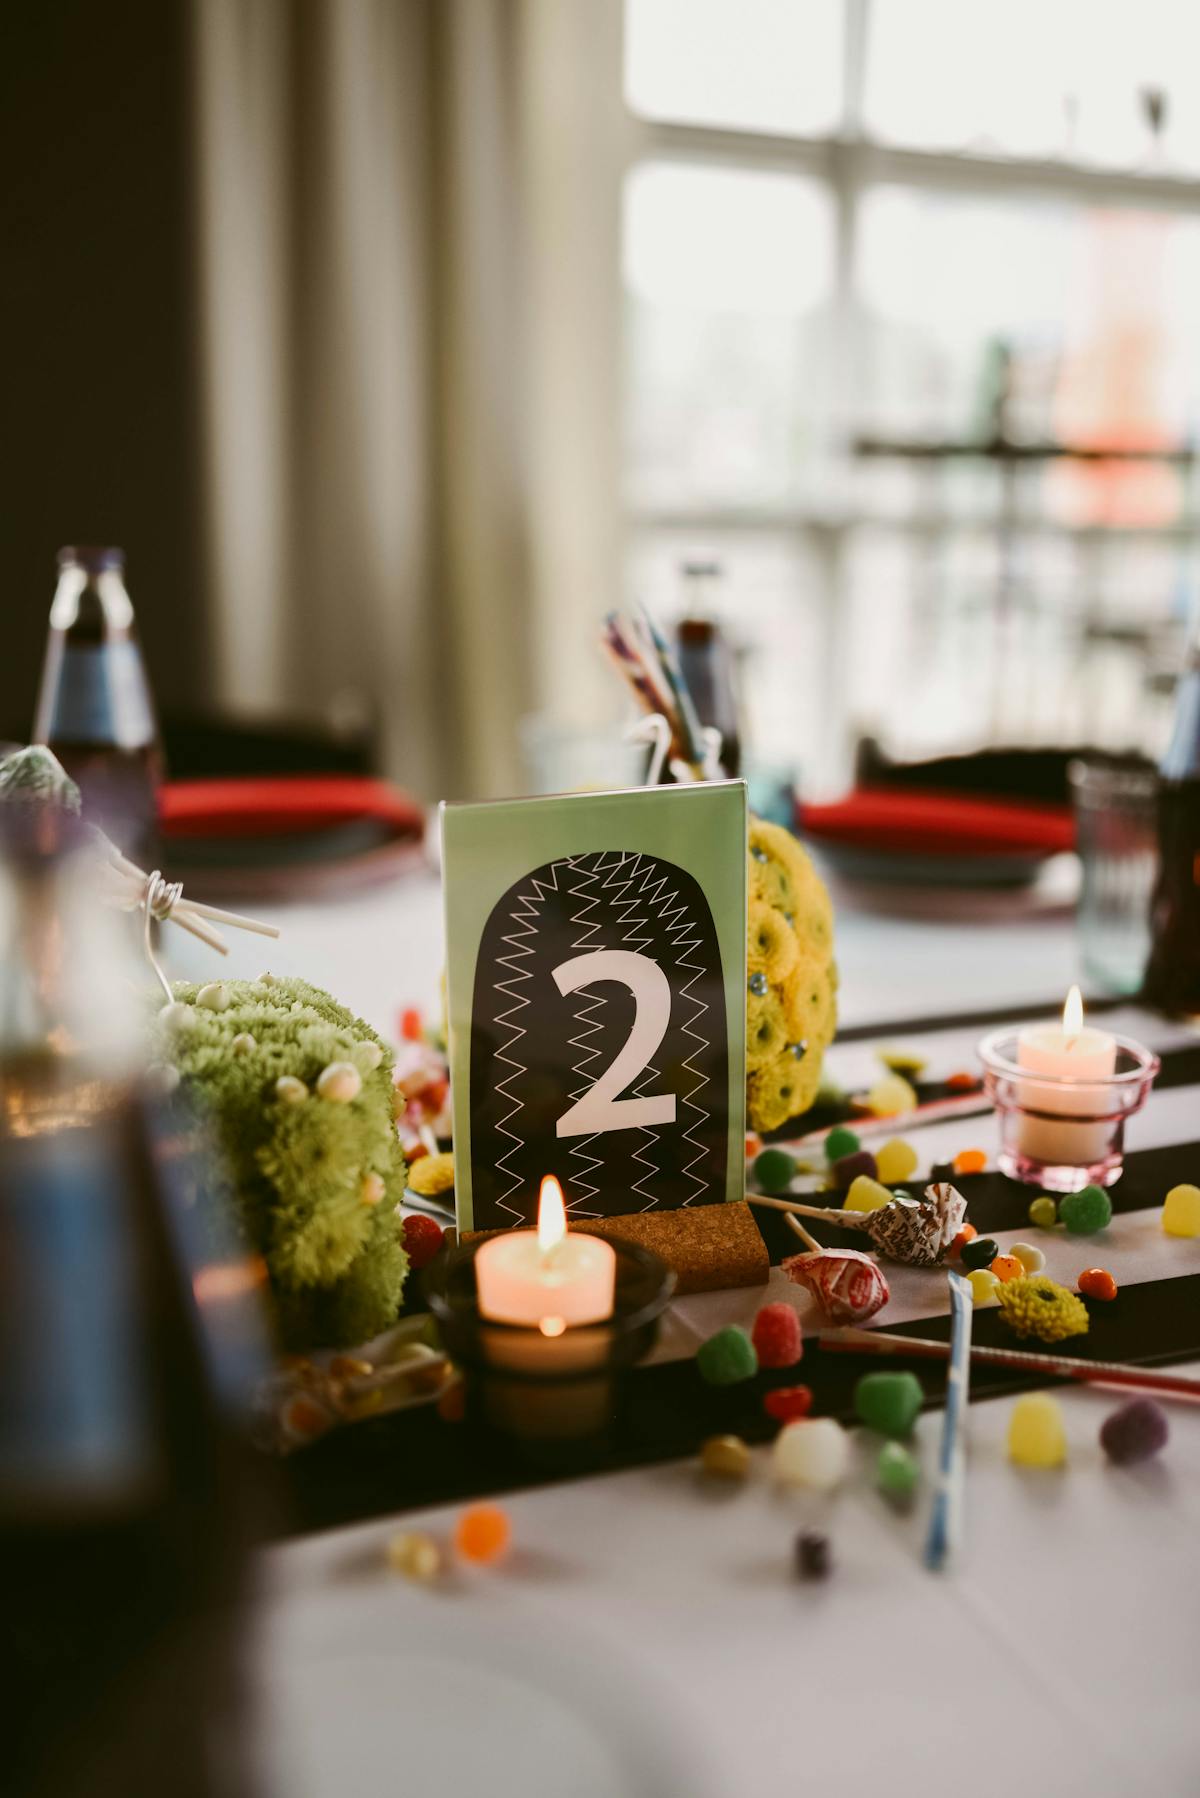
[754,1147,797,1195]
[824,1125,861,1163]
[1059,1184,1112,1235]
[1028,1195,1058,1230]
[696,1326,758,1387]
[854,1370,924,1438]
[876,1441,920,1505]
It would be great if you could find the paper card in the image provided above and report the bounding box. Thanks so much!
[441,782,747,1231]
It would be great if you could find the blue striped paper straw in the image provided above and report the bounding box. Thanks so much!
[924,1270,973,1572]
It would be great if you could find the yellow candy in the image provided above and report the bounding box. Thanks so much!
[874,1138,918,1184]
[1007,1393,1067,1468]
[967,1268,1000,1307]
[700,1434,751,1479]
[387,1530,441,1580]
[1162,1183,1200,1239]
[864,1074,918,1117]
[844,1174,894,1213]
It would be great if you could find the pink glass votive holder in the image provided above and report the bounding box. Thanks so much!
[978,1029,1160,1191]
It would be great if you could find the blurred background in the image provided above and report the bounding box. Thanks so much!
[5,0,1200,806]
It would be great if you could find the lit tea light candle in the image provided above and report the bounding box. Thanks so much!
[474,1175,616,1329]
[1016,986,1117,1167]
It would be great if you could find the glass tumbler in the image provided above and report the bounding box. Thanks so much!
[1068,758,1158,996]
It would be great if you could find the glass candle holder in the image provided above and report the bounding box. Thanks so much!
[424,1231,676,1467]
[978,1029,1160,1191]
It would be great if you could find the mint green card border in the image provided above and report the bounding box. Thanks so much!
[440,780,748,1230]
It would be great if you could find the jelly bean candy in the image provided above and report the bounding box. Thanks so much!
[455,1504,511,1563]
[763,1384,814,1423]
[751,1302,804,1368]
[1161,1183,1200,1239]
[989,1254,1025,1284]
[773,1418,850,1490]
[844,1173,893,1213]
[754,1147,796,1194]
[876,1441,919,1506]
[1077,1266,1118,1301]
[1028,1195,1058,1230]
[794,1531,832,1580]
[833,1149,878,1190]
[1010,1241,1045,1273]
[745,1132,763,1159]
[1100,1398,1169,1465]
[950,1223,977,1257]
[967,1268,1000,1306]
[854,1370,923,1438]
[953,1148,987,1175]
[878,1044,927,1077]
[945,1070,978,1092]
[1007,1393,1067,1468]
[697,1326,758,1386]
[874,1137,918,1185]
[960,1235,999,1271]
[1059,1184,1112,1235]
[700,1434,751,1478]
[402,1212,446,1270]
[387,1531,441,1580]
[865,1074,918,1117]
[824,1125,861,1162]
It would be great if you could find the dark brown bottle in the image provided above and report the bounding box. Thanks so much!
[1142,620,1200,1015]
[674,559,742,777]
[0,811,264,1797]
[33,546,162,866]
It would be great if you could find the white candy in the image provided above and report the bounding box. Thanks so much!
[196,982,230,1011]
[360,1172,386,1206]
[355,1040,384,1072]
[275,1074,309,1104]
[317,1061,362,1103]
[147,1063,181,1094]
[159,1000,195,1033]
[772,1417,850,1491]
[231,1032,256,1056]
[1011,1241,1045,1273]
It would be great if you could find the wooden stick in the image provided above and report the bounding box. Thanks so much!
[783,1211,827,1254]
[748,1191,868,1230]
[819,1326,1200,1404]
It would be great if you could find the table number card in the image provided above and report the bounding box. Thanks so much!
[441,782,747,1231]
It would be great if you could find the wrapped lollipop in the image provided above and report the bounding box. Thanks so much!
[780,1218,890,1325]
[754,1181,966,1269]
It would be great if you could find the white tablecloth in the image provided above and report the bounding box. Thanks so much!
[170,872,1198,1797]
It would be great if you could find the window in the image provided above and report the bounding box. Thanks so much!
[621,0,1200,791]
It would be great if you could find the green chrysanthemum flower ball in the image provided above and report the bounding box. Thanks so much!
[150,974,408,1350]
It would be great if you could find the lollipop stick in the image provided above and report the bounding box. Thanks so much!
[748,1191,868,1231]
[783,1211,827,1254]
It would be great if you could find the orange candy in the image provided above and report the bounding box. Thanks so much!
[745,1132,763,1159]
[950,1223,978,1256]
[1078,1267,1118,1302]
[946,1071,978,1092]
[990,1254,1025,1283]
[455,1503,511,1564]
[953,1149,987,1175]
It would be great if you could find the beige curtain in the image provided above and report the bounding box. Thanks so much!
[191,0,624,801]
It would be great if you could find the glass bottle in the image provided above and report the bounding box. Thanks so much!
[1142,614,1200,1015]
[675,558,742,777]
[0,808,262,1797]
[33,546,163,866]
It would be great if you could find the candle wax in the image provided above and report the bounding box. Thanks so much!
[475,1229,616,1328]
[1015,1021,1117,1167]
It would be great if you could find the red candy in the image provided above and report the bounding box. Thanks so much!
[950,1223,978,1257]
[399,1007,425,1042]
[1078,1267,1118,1301]
[402,1212,446,1271]
[945,1071,978,1092]
[751,1302,804,1369]
[764,1384,814,1423]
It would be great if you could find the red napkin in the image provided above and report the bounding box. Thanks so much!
[797,788,1073,858]
[159,776,424,841]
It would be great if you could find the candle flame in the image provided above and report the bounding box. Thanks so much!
[1063,984,1084,1044]
[539,1315,566,1338]
[537,1174,567,1256]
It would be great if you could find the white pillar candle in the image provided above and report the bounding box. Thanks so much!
[1016,986,1116,1167]
[475,1175,616,1329]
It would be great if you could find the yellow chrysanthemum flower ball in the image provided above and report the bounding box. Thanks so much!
[745,819,836,1134]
